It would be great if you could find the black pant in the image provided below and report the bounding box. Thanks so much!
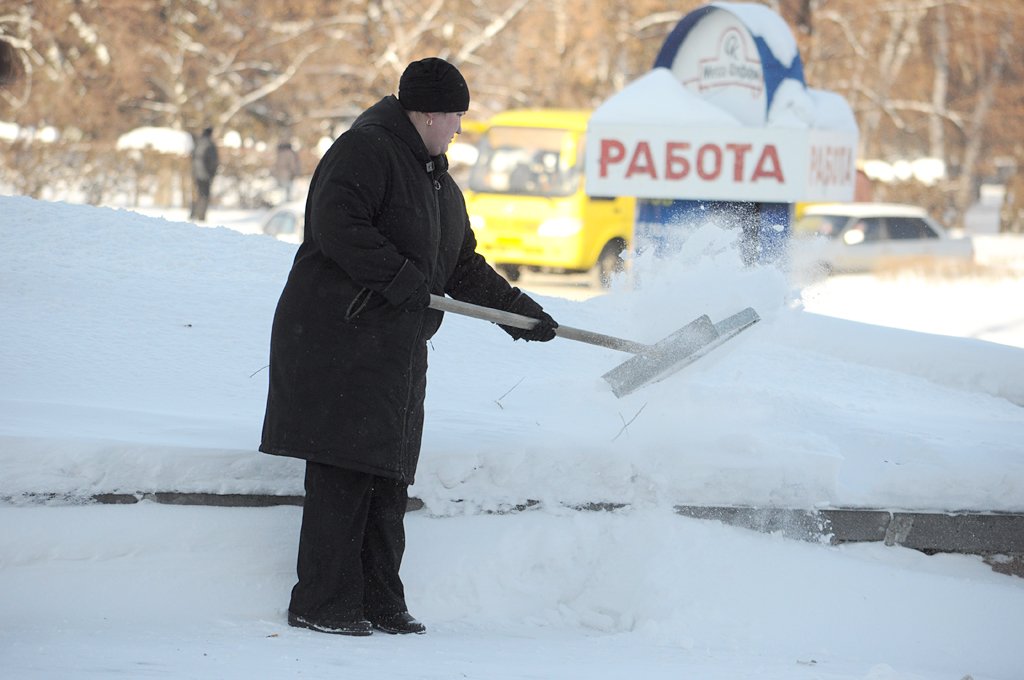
[289,462,409,623]
[190,178,211,221]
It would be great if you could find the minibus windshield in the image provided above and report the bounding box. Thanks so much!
[467,127,581,197]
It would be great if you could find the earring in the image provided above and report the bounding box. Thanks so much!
[427,119,433,126]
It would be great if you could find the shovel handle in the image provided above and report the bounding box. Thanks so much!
[429,294,650,355]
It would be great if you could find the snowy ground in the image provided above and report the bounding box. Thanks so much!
[2,196,1023,679]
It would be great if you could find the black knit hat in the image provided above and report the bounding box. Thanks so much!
[398,57,470,113]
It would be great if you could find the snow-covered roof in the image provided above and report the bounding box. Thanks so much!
[0,121,20,142]
[115,127,193,156]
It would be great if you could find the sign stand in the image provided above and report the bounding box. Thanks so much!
[585,3,859,265]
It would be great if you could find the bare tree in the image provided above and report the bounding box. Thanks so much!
[0,2,122,133]
[1,0,1021,223]
[928,1,950,160]
[947,5,1014,227]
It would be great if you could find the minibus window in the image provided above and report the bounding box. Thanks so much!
[468,127,580,197]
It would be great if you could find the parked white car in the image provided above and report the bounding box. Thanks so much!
[261,202,305,244]
[790,203,974,275]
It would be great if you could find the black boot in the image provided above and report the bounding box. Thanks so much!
[288,610,373,636]
[369,611,426,635]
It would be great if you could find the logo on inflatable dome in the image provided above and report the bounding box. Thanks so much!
[688,27,764,99]
[655,4,806,127]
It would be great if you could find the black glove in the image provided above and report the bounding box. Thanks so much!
[501,291,558,342]
[398,280,430,312]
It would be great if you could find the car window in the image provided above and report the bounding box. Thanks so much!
[265,211,298,236]
[794,214,846,239]
[887,216,936,240]
[861,217,883,241]
[843,217,883,244]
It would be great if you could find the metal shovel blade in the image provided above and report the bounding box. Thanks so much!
[427,294,759,399]
[603,307,760,397]
[601,315,718,398]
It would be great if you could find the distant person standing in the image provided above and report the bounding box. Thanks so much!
[1000,171,1023,234]
[189,127,219,221]
[273,141,301,203]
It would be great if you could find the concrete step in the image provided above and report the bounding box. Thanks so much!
[6,491,1022,575]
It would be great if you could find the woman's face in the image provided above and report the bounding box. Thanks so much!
[423,111,464,156]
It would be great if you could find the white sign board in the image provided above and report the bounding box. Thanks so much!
[585,124,857,203]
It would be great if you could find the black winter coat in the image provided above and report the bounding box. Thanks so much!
[192,134,219,181]
[260,96,520,484]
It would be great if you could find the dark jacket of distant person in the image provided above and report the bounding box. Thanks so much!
[273,142,300,185]
[192,129,219,181]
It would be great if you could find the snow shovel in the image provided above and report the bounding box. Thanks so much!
[429,294,759,397]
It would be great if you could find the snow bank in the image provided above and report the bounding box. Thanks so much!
[1,195,1022,513]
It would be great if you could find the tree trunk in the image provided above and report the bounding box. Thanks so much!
[928,3,949,161]
[952,25,1011,230]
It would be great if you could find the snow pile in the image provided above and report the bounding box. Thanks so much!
[1,195,1022,513]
